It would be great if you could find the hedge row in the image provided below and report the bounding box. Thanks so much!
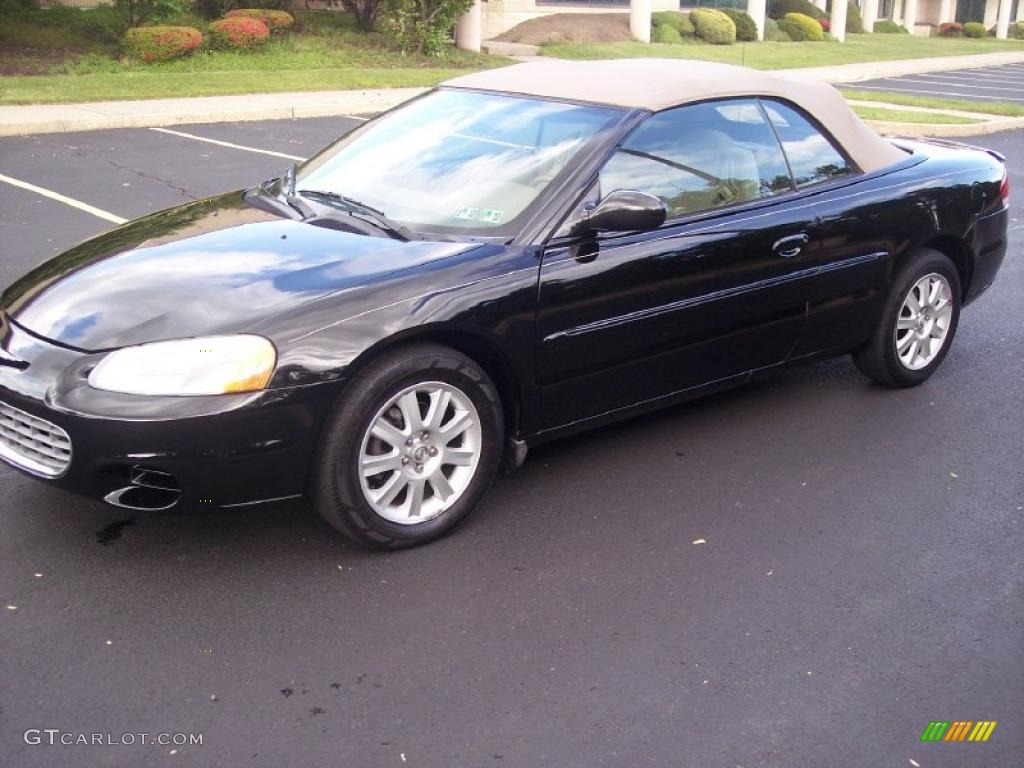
[123,26,203,62]
[650,9,737,45]
[209,16,271,48]
[690,9,737,45]
[121,8,293,61]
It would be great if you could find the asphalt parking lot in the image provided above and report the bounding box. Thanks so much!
[1,117,1022,768]
[845,62,1024,103]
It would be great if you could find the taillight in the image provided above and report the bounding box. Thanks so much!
[999,168,1009,205]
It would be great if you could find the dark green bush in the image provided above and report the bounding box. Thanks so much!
[778,18,806,40]
[123,25,201,61]
[721,8,757,41]
[0,0,128,45]
[651,10,694,37]
[769,0,825,21]
[784,12,823,41]
[691,8,736,45]
[763,17,792,41]
[1010,21,1024,39]
[652,23,684,44]
[873,19,908,33]
[845,1,863,33]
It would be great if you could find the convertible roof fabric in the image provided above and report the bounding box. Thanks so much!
[443,59,906,173]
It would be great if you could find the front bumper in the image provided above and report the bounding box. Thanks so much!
[0,317,338,510]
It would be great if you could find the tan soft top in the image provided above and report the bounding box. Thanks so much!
[443,59,905,173]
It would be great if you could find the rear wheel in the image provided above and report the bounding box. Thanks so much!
[312,344,504,549]
[853,248,961,388]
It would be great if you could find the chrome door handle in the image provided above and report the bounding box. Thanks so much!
[772,233,809,258]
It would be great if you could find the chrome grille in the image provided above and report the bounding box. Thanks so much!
[0,400,72,478]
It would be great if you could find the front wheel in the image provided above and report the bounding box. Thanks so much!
[853,248,961,388]
[312,344,504,549]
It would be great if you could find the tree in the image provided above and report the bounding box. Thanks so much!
[382,0,473,55]
[342,0,385,32]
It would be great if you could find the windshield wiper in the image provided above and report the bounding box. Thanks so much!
[296,188,413,241]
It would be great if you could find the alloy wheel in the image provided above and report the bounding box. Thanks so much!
[894,272,954,371]
[357,381,482,524]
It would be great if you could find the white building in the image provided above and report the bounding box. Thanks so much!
[459,0,1023,45]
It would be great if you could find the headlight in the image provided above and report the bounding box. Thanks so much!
[88,335,277,396]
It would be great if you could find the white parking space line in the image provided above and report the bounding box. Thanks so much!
[0,172,127,224]
[149,127,307,161]
[900,76,1024,92]
[918,74,1024,85]
[843,83,1024,103]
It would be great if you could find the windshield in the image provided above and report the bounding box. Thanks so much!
[294,89,624,237]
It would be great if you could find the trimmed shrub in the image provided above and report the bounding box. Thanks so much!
[769,0,825,21]
[123,25,201,61]
[873,19,907,33]
[208,15,270,48]
[846,1,863,33]
[691,8,736,45]
[963,21,985,38]
[1010,21,1024,39]
[652,23,684,44]
[778,18,806,40]
[225,8,294,34]
[784,12,824,41]
[763,17,791,41]
[818,17,830,32]
[652,11,694,37]
[721,8,757,42]
[937,21,963,37]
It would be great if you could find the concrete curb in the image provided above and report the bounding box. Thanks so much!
[864,115,1024,137]
[779,50,1024,83]
[0,88,427,137]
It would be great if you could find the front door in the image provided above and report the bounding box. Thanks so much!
[536,99,819,430]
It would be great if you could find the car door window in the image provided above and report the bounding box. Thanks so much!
[598,99,794,220]
[762,100,853,188]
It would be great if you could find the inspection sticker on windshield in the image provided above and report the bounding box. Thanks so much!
[479,209,503,224]
[454,207,479,221]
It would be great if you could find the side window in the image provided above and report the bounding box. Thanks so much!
[598,99,794,220]
[763,100,853,188]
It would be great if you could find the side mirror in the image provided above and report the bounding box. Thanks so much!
[576,190,666,235]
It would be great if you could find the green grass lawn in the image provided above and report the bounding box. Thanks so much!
[0,10,505,105]
[543,33,1024,69]
[850,105,983,124]
[841,89,1024,117]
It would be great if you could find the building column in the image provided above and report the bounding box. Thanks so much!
[813,0,827,10]
[937,0,953,22]
[747,0,767,39]
[903,0,917,32]
[862,0,879,31]
[831,0,848,40]
[455,0,482,52]
[995,0,1012,36]
[631,0,652,43]
[1017,0,1024,22]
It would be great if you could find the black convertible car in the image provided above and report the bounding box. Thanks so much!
[0,60,1008,548]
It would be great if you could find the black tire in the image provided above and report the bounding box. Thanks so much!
[312,343,504,549]
[853,248,961,388]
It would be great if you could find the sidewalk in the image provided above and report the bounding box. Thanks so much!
[2,51,1023,137]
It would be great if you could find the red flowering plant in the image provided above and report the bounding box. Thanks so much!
[208,16,270,49]
[123,26,203,62]
[225,9,295,34]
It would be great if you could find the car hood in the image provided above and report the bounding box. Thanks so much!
[2,192,475,351]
